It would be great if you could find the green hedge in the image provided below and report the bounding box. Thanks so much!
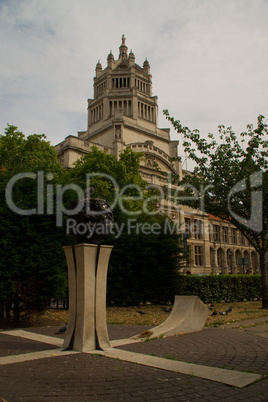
[175,274,262,303]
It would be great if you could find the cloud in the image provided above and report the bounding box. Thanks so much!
[0,0,267,156]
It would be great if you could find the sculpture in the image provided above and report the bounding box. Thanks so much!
[73,186,114,244]
[63,187,114,352]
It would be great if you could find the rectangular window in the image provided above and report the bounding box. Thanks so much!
[195,246,202,266]
[237,231,241,245]
[193,219,203,239]
[213,225,220,242]
[209,224,213,241]
[231,228,237,244]
[184,218,191,238]
[222,226,229,243]
[124,100,127,115]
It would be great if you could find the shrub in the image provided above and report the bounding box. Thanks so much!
[175,274,261,303]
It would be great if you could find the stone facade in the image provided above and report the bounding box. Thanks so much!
[55,35,181,185]
[55,36,259,275]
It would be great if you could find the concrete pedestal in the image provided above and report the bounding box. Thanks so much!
[62,244,113,352]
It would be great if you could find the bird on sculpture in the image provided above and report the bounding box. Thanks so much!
[55,323,67,335]
[71,187,114,244]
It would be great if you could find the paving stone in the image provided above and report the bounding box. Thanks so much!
[0,324,268,400]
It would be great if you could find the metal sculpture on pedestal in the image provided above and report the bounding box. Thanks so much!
[63,187,114,352]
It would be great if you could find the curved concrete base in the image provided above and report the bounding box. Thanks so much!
[134,296,210,340]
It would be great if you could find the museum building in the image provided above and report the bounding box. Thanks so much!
[55,36,259,275]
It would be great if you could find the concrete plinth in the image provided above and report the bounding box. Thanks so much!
[63,244,113,352]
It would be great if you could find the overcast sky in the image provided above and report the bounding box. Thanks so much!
[0,0,267,170]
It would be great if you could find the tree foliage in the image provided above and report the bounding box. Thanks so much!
[107,213,183,305]
[0,125,67,325]
[0,124,61,174]
[66,146,184,305]
[164,110,268,308]
[0,128,186,325]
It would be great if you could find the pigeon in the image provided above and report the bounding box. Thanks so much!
[219,306,233,316]
[136,310,146,315]
[55,323,67,334]
[161,307,172,313]
[208,303,215,310]
[211,310,218,316]
[226,305,233,313]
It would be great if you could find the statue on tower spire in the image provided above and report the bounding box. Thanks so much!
[119,34,128,60]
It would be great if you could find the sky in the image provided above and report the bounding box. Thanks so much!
[0,0,267,170]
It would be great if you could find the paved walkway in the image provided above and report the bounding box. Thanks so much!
[0,318,267,401]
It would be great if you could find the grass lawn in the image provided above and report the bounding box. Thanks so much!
[28,300,268,328]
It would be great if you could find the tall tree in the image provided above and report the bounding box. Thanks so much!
[164,111,268,308]
[0,125,67,325]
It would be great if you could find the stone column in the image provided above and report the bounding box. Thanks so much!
[62,243,113,352]
[248,252,254,273]
[222,248,228,274]
[212,244,219,275]
[190,244,195,269]
[203,241,211,273]
[231,252,237,274]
